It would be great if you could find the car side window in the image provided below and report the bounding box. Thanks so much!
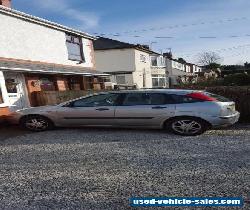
[72,94,119,107]
[122,93,174,106]
[123,93,149,106]
[150,93,176,105]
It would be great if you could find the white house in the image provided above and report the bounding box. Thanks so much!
[0,1,107,116]
[150,55,169,88]
[192,65,203,73]
[164,54,202,86]
[93,37,169,89]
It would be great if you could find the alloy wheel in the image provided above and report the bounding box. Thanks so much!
[172,120,202,135]
[25,118,49,131]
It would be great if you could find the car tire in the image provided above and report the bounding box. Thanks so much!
[20,115,54,132]
[166,117,209,136]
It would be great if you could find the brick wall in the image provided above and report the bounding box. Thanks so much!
[0,0,11,8]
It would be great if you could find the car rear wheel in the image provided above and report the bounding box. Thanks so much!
[167,117,209,136]
[20,115,54,132]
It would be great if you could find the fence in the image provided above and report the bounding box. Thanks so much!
[34,90,100,106]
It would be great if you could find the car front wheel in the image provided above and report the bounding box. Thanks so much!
[20,115,54,132]
[167,117,209,136]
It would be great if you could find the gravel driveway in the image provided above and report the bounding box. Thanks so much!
[0,126,249,209]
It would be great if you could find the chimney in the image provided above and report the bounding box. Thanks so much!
[0,0,11,8]
[163,52,173,59]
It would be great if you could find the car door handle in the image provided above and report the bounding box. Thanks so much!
[152,106,167,109]
[95,108,110,111]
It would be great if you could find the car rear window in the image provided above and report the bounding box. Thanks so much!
[171,94,203,104]
[204,92,231,102]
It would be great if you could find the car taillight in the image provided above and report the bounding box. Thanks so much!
[186,92,217,101]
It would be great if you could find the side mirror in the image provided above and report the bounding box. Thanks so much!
[63,102,74,107]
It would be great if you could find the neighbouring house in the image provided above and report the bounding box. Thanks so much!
[198,68,221,79]
[164,53,202,87]
[93,37,169,89]
[0,1,108,116]
[191,64,203,74]
[150,55,169,88]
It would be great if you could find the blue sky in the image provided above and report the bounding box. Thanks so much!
[13,0,250,64]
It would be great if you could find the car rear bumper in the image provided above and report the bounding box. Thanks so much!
[211,112,240,128]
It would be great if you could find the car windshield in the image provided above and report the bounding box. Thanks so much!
[0,87,4,104]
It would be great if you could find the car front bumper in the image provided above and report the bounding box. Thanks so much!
[5,113,23,125]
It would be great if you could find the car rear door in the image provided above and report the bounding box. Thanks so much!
[55,93,120,126]
[114,92,176,127]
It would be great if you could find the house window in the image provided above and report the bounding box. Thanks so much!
[151,56,166,67]
[140,54,147,63]
[66,34,85,62]
[151,56,158,66]
[158,56,165,66]
[152,74,166,87]
[0,87,4,104]
[116,75,126,84]
[5,79,18,93]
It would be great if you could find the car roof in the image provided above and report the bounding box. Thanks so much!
[58,89,199,106]
[106,89,196,95]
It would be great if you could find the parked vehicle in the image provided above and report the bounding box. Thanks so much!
[7,89,240,136]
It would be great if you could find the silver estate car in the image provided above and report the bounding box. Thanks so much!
[7,89,240,136]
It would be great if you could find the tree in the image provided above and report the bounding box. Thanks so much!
[197,52,222,66]
[244,62,250,68]
[205,62,221,70]
[177,57,187,64]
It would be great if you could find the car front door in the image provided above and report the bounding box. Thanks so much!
[114,92,176,127]
[56,93,120,126]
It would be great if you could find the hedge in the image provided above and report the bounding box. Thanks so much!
[205,86,250,122]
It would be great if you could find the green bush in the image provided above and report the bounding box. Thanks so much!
[223,73,250,86]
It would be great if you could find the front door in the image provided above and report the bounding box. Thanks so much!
[4,72,28,111]
[115,92,176,127]
[56,93,120,126]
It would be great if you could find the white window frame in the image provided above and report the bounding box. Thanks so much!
[140,54,147,63]
[116,75,126,84]
[66,34,85,62]
[151,56,166,67]
[152,74,166,87]
[0,71,9,107]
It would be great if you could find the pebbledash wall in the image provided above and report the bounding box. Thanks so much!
[95,48,153,88]
[0,5,97,113]
[0,11,94,68]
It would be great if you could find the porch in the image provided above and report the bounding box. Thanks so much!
[0,57,109,110]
